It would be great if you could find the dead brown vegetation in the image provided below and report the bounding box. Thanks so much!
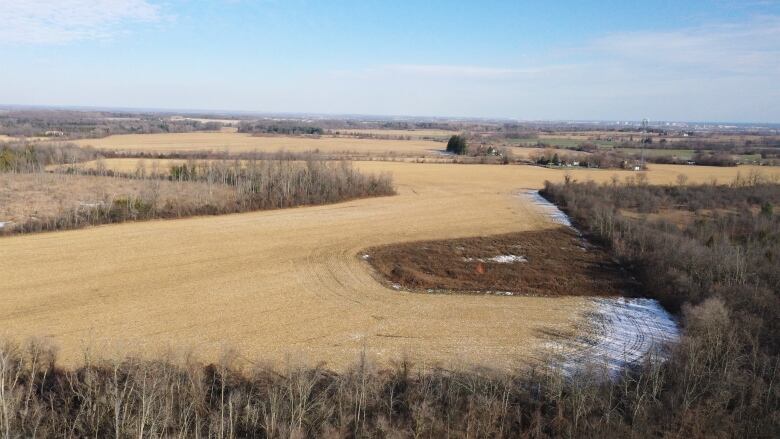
[0,172,235,226]
[364,227,631,296]
[0,144,395,236]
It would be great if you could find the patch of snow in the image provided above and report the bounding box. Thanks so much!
[0,221,11,229]
[546,298,680,377]
[463,255,527,264]
[522,190,573,228]
[361,254,371,260]
[391,283,402,290]
[490,255,528,264]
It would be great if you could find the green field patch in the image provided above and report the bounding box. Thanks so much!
[507,137,615,149]
[616,148,695,159]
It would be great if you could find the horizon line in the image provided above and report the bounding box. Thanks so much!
[1,103,778,128]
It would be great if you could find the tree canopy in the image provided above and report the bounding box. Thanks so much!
[446,135,468,155]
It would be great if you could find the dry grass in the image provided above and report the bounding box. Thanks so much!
[0,162,774,370]
[70,132,444,155]
[620,208,699,228]
[0,173,236,224]
[510,146,588,159]
[47,158,208,173]
[0,135,50,142]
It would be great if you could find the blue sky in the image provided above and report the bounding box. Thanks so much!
[1,0,779,122]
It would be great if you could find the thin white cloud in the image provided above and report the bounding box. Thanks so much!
[323,15,780,121]
[0,0,161,44]
[338,15,780,82]
[330,63,574,81]
[587,15,780,74]
[382,64,562,79]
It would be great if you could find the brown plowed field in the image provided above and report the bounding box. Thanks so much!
[0,162,774,370]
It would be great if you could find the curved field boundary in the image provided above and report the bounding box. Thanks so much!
[525,191,680,375]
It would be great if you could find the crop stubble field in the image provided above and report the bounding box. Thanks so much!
[1,153,775,370]
[68,132,586,160]
[72,132,445,155]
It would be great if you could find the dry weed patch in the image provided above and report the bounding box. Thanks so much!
[365,227,631,296]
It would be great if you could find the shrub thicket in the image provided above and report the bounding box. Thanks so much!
[167,159,396,210]
[0,142,98,172]
[1,154,394,236]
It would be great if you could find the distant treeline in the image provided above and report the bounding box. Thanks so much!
[574,144,741,167]
[0,110,222,139]
[238,121,323,135]
[530,148,635,169]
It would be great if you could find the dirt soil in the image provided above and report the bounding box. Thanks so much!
[365,227,632,297]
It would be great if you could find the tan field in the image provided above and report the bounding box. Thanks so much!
[1,163,775,370]
[509,146,587,159]
[71,132,444,155]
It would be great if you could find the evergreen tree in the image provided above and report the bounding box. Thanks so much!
[446,135,468,155]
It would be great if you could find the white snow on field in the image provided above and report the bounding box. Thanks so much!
[463,255,527,263]
[523,190,573,227]
[549,298,680,377]
[488,255,528,263]
[523,190,680,376]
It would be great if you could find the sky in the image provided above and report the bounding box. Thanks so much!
[0,0,779,122]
